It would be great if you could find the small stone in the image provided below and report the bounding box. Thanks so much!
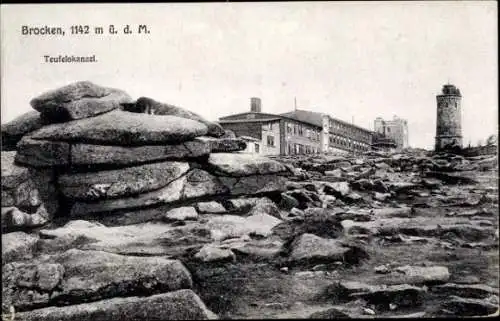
[194,245,235,263]
[363,307,376,315]
[280,267,289,273]
[389,303,398,310]
[375,265,391,274]
[162,206,198,222]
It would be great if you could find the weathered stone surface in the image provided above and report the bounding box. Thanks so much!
[196,201,227,214]
[247,198,282,219]
[29,109,208,145]
[1,151,30,188]
[15,137,70,167]
[182,169,229,199]
[194,244,236,263]
[128,97,225,137]
[1,231,38,263]
[375,265,450,285]
[308,307,352,318]
[195,136,247,152]
[2,205,49,231]
[439,296,498,316]
[350,284,426,310]
[14,289,217,321]
[220,174,288,196]
[37,220,212,257]
[2,190,15,207]
[280,192,300,210]
[163,206,198,222]
[1,111,43,151]
[49,249,192,303]
[69,176,187,216]
[58,161,189,200]
[207,153,288,176]
[30,81,133,122]
[323,182,350,197]
[71,140,210,166]
[14,180,42,208]
[205,213,282,241]
[2,262,65,312]
[288,233,351,264]
[431,283,499,299]
[223,197,262,212]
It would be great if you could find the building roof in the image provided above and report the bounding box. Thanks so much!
[218,117,282,124]
[281,109,372,133]
[280,109,324,127]
[239,135,260,142]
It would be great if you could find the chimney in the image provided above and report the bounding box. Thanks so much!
[250,97,261,113]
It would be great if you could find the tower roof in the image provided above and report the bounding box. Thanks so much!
[440,84,461,97]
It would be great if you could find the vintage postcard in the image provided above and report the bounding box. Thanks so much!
[1,2,498,320]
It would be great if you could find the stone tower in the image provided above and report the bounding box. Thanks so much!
[435,84,462,151]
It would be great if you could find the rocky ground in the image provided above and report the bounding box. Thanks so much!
[2,81,498,319]
[3,149,498,319]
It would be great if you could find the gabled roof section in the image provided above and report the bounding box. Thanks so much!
[218,117,281,124]
[280,109,324,127]
[219,111,281,121]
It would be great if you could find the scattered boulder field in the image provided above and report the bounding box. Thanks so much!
[1,81,499,319]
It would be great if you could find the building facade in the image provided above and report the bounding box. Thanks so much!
[435,84,463,151]
[219,98,373,156]
[374,115,409,150]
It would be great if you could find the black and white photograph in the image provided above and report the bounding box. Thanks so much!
[0,1,498,319]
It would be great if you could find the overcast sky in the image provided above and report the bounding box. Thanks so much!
[1,2,497,149]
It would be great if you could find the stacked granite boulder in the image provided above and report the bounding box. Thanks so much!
[3,81,290,227]
[1,81,294,320]
[1,152,55,231]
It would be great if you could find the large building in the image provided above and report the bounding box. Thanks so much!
[435,84,463,151]
[218,98,373,155]
[374,115,409,150]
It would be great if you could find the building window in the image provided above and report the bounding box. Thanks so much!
[298,125,303,136]
[293,125,297,135]
[267,135,275,147]
[255,143,260,153]
[287,123,292,133]
[387,127,391,133]
[306,129,310,139]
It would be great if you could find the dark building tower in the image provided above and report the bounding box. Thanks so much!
[435,84,463,151]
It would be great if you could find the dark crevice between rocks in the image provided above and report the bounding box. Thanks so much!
[62,154,210,174]
[60,188,285,227]
[48,278,192,308]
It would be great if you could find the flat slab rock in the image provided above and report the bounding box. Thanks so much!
[28,109,208,145]
[207,153,288,176]
[37,220,211,256]
[70,140,210,166]
[1,151,30,189]
[195,136,247,152]
[58,161,190,201]
[288,233,352,264]
[439,295,499,316]
[374,265,450,285]
[1,231,39,263]
[3,248,193,312]
[15,137,71,167]
[68,170,287,217]
[1,111,44,151]
[13,289,217,321]
[30,81,133,122]
[127,97,225,138]
[431,283,499,299]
